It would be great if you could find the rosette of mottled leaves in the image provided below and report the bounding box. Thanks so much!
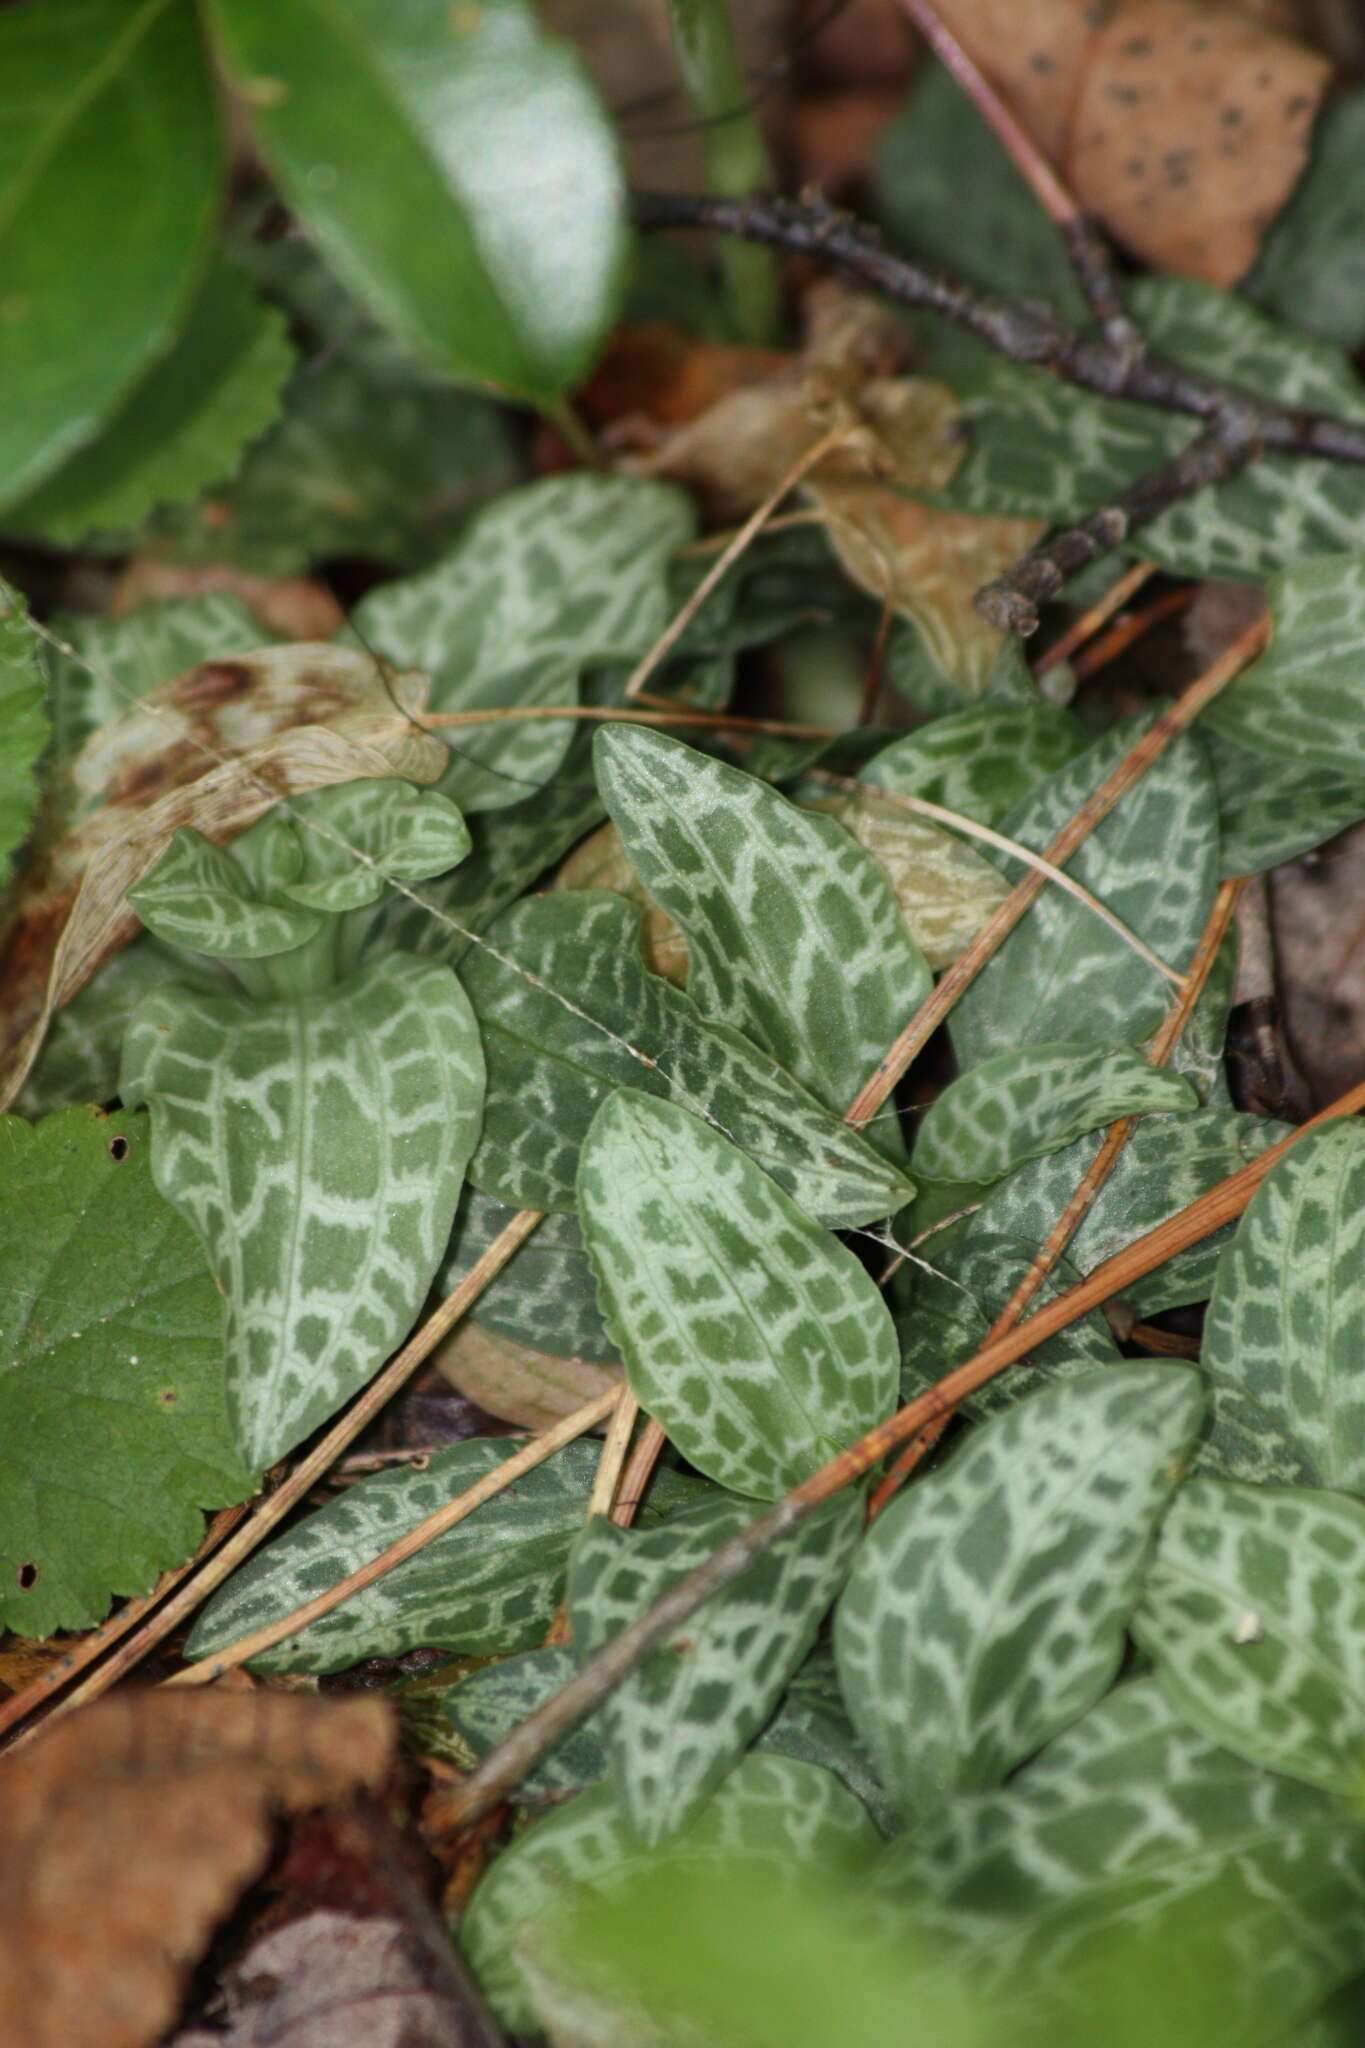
[119,779,485,1470]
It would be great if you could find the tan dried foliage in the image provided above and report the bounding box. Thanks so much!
[0,645,445,1110]
[433,1319,621,1433]
[554,821,690,986]
[809,787,1010,967]
[109,560,346,642]
[0,1691,394,2048]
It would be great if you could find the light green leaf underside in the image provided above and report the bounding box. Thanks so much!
[596,727,931,1136]
[875,1678,1365,2041]
[463,891,913,1223]
[913,1042,1197,1187]
[120,952,484,1470]
[836,1366,1204,1824]
[0,581,49,877]
[570,1490,864,1844]
[1204,555,1365,777]
[0,1107,251,1637]
[354,474,693,812]
[460,1753,879,2031]
[437,1185,618,1363]
[1201,1121,1365,1492]
[861,700,1087,827]
[579,1092,900,1500]
[948,722,1220,1069]
[1135,1478,1365,1795]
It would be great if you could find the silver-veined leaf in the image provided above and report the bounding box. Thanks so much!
[437,1186,617,1364]
[861,700,1087,827]
[1208,729,1365,877]
[578,1092,899,1500]
[1204,555,1365,776]
[835,1366,1204,1823]
[443,1646,609,1800]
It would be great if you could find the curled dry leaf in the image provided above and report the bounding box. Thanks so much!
[0,1691,394,2048]
[433,1318,621,1434]
[554,820,690,986]
[0,644,445,1110]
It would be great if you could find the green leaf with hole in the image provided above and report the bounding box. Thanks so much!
[0,1107,251,1637]
[461,1753,879,2032]
[579,1093,900,1500]
[836,1366,1204,1824]
[463,892,913,1223]
[948,721,1219,1067]
[120,950,484,1471]
[208,0,625,404]
[7,260,292,545]
[1199,1122,1365,1492]
[913,1043,1197,1188]
[0,0,220,508]
[354,475,693,812]
[1203,556,1365,777]
[1134,1478,1365,1796]
[0,581,48,879]
[569,1490,863,1845]
[861,700,1087,827]
[596,728,930,1133]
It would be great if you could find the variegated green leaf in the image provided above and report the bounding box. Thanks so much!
[875,1678,1365,2040]
[460,1754,879,2032]
[970,1105,1291,1317]
[120,952,484,1470]
[569,1491,863,1845]
[949,278,1365,582]
[443,1645,610,1800]
[861,701,1087,827]
[463,892,913,1223]
[804,785,1008,972]
[1208,729,1365,877]
[437,1185,618,1364]
[354,475,693,812]
[1204,556,1365,776]
[1134,1478,1365,1795]
[129,828,323,961]
[912,1044,1197,1187]
[1201,1121,1365,1491]
[835,1366,1205,1823]
[579,1093,900,1500]
[185,1441,700,1673]
[595,727,930,1133]
[948,722,1219,1067]
[18,940,222,1120]
[0,582,48,881]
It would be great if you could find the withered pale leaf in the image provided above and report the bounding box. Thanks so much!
[433,1318,621,1433]
[809,786,1009,968]
[554,820,689,986]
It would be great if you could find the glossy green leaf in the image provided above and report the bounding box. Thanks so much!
[1200,1122,1365,1492]
[948,723,1220,1067]
[186,1439,699,1672]
[1134,1478,1365,1795]
[437,1185,617,1363]
[1204,556,1365,776]
[460,1753,879,2032]
[208,0,626,403]
[836,1366,1204,1823]
[876,1678,1365,2040]
[595,728,931,1129]
[7,260,292,545]
[1207,729,1365,877]
[0,1107,251,1636]
[913,1044,1197,1188]
[948,279,1365,582]
[354,475,692,812]
[569,1491,863,1844]
[120,952,484,1470]
[0,581,48,877]
[861,700,1087,827]
[463,892,913,1223]
[970,1106,1291,1317]
[579,1093,900,1500]
[0,0,220,508]
[1248,89,1365,352]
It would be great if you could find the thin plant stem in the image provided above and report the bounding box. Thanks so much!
[611,1419,670,1529]
[588,1393,642,1520]
[666,0,779,341]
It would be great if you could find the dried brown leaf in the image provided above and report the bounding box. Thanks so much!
[929,0,1096,160]
[109,560,346,642]
[554,821,690,986]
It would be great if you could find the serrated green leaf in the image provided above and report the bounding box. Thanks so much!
[949,278,1365,583]
[1203,556,1365,776]
[876,1677,1365,2041]
[570,1491,863,1845]
[437,1185,617,1364]
[913,1044,1197,1188]
[186,1439,700,1672]
[1207,729,1365,877]
[354,475,693,812]
[0,0,220,508]
[1134,1478,1365,1795]
[861,701,1087,827]
[836,1366,1204,1824]
[463,892,913,1223]
[461,1753,879,2031]
[1200,1121,1365,1492]
[595,728,931,1134]
[579,1093,900,1500]
[208,0,625,404]
[0,1106,251,1636]
[1248,90,1365,353]
[970,1106,1291,1317]
[7,260,292,545]
[0,581,48,878]
[120,951,483,1470]
[949,722,1220,1067]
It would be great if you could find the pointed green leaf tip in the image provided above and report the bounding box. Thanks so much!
[578,1091,899,1499]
